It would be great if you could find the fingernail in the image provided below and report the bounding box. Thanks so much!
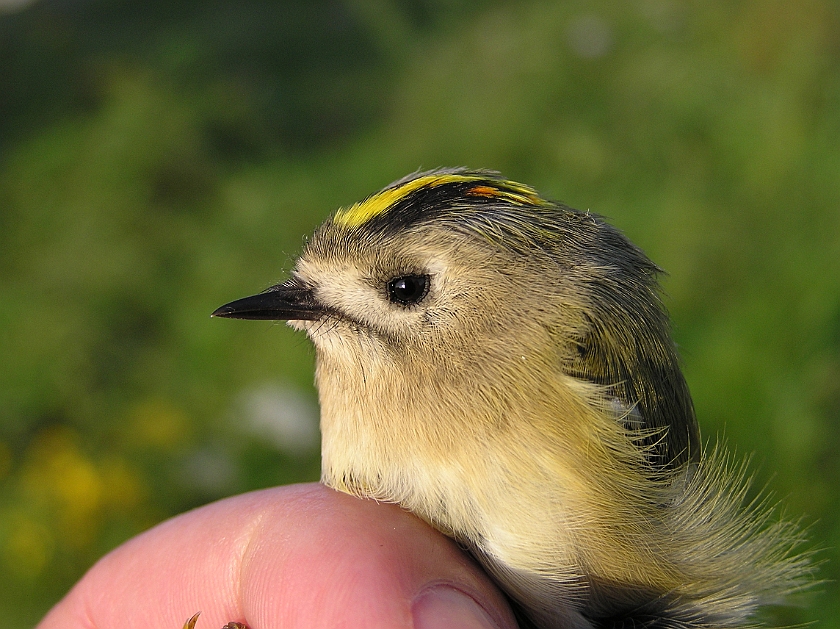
[412,585,505,629]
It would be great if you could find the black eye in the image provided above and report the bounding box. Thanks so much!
[387,274,429,306]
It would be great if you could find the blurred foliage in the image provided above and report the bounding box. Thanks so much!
[0,0,838,625]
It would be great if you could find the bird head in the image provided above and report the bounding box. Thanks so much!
[214,169,698,477]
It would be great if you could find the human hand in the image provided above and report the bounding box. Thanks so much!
[36,483,518,629]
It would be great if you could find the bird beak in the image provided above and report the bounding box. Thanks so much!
[211,279,325,321]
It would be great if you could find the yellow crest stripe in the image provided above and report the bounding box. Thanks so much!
[333,173,545,228]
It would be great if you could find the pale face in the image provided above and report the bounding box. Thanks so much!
[289,228,545,366]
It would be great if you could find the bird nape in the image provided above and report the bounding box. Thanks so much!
[212,168,812,629]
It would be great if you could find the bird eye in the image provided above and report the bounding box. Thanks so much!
[387,274,429,306]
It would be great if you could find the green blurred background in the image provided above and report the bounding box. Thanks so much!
[0,0,838,625]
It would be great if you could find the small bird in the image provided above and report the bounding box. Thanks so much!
[213,169,810,629]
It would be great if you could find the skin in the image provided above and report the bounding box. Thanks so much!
[36,483,519,629]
